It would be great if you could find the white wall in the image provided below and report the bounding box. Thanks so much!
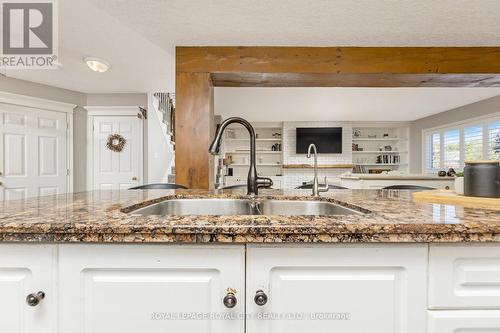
[146,94,174,184]
[215,87,500,122]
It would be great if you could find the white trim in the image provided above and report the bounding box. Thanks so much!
[0,91,76,113]
[422,113,500,172]
[67,112,74,193]
[86,108,144,191]
[85,106,140,116]
[422,112,500,133]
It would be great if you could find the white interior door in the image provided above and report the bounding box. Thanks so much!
[0,104,68,200]
[92,116,142,190]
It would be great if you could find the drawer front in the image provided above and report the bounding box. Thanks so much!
[429,244,500,309]
[428,310,500,332]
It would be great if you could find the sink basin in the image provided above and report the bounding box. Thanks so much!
[259,200,361,216]
[132,199,255,216]
[131,198,362,216]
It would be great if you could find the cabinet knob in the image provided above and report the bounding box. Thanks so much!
[254,290,268,306]
[223,288,237,308]
[26,291,45,306]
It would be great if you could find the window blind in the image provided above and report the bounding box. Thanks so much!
[464,124,483,162]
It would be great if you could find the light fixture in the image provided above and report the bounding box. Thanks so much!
[84,57,110,73]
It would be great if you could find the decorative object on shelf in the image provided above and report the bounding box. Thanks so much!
[379,146,383,151]
[464,160,500,198]
[369,168,392,174]
[446,168,457,177]
[353,129,361,138]
[272,132,282,138]
[106,133,126,152]
[438,170,447,177]
[352,143,359,151]
[383,133,389,137]
[271,143,281,151]
[455,172,464,195]
[384,145,392,151]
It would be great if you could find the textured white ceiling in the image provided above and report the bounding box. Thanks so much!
[215,87,500,121]
[89,0,500,48]
[5,0,500,93]
[5,0,174,93]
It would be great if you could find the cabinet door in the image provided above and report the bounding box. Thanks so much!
[429,244,500,309]
[0,244,57,333]
[59,244,244,333]
[428,310,500,332]
[247,244,427,333]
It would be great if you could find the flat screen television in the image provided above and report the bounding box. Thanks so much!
[296,127,342,154]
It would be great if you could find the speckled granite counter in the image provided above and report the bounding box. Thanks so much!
[0,189,499,243]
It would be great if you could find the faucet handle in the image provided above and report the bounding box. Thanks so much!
[257,177,273,189]
[319,177,329,193]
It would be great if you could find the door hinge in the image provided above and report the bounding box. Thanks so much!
[66,169,70,176]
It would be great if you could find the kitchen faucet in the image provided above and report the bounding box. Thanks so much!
[209,117,273,195]
[307,143,329,196]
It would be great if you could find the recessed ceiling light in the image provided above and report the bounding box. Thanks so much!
[84,57,110,73]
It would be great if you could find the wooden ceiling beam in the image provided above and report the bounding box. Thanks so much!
[177,47,500,77]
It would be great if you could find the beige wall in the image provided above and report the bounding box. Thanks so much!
[0,76,86,105]
[409,94,500,173]
[86,93,147,106]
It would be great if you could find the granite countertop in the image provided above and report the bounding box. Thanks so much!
[341,174,456,181]
[0,189,499,243]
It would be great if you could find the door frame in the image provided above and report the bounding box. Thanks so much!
[0,91,76,193]
[86,106,144,191]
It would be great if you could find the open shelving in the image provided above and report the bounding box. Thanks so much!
[351,123,409,174]
[217,122,284,188]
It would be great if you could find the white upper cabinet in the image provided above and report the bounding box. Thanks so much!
[59,244,245,333]
[0,244,57,333]
[246,244,428,333]
[429,244,500,309]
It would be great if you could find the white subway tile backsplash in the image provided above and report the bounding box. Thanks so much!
[282,121,353,188]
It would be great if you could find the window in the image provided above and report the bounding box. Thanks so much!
[489,121,500,160]
[424,115,500,173]
[464,124,483,161]
[444,129,460,169]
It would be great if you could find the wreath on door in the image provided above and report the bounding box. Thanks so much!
[106,133,127,152]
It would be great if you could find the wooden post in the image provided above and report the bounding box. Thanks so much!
[175,72,214,189]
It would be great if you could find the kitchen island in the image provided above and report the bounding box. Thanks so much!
[1,189,499,333]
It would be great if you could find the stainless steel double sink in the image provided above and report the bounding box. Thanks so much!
[131,198,361,216]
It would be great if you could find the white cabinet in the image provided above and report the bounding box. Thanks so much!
[428,310,500,332]
[246,244,428,333]
[0,244,56,333]
[429,244,500,309]
[59,244,245,333]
